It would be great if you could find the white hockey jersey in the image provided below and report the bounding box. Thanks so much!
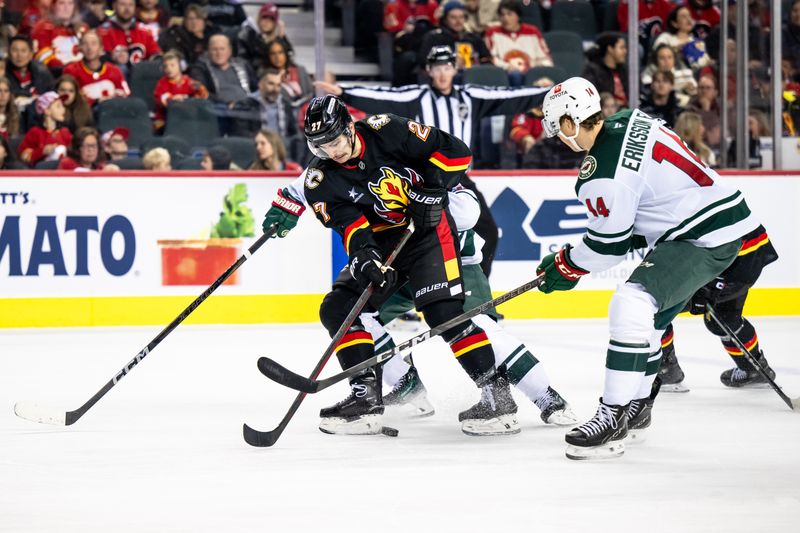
[570,109,760,273]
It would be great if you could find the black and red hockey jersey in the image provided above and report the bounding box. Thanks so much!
[302,113,471,255]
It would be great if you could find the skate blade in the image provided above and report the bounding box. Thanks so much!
[565,439,626,460]
[461,414,520,436]
[544,407,578,426]
[660,382,690,393]
[319,414,384,435]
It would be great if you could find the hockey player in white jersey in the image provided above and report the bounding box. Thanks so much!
[535,77,769,460]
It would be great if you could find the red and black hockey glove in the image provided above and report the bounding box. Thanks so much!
[349,246,397,294]
[536,244,589,294]
[407,186,446,228]
[263,188,305,237]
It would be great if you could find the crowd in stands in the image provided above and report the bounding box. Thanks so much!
[366,0,792,169]
[0,0,795,172]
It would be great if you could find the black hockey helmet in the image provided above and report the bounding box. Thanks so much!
[426,45,456,67]
[303,95,353,147]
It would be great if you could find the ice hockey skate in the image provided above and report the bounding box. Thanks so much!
[319,374,385,435]
[459,372,520,436]
[658,349,689,393]
[382,366,435,418]
[565,399,628,460]
[627,378,661,442]
[720,351,776,388]
[534,386,577,425]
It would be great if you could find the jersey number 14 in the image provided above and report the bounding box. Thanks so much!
[652,127,714,187]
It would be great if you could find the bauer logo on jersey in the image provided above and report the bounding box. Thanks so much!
[304,168,324,189]
[367,114,390,130]
[578,156,597,179]
[368,167,421,224]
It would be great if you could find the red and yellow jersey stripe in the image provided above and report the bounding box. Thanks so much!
[343,215,371,255]
[428,151,471,172]
[661,329,674,349]
[450,331,490,358]
[724,333,759,356]
[738,232,770,257]
[435,216,460,281]
[336,331,374,353]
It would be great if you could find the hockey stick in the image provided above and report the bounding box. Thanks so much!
[14,226,279,426]
[256,275,544,394]
[706,304,800,411]
[242,221,416,447]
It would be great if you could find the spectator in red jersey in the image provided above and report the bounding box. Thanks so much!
[152,50,209,130]
[55,73,94,130]
[100,126,129,161]
[264,39,311,104]
[581,32,629,108]
[684,0,720,40]
[508,74,551,159]
[237,3,293,77]
[136,0,170,42]
[484,0,551,85]
[159,4,218,66]
[617,0,673,60]
[18,91,72,166]
[80,0,108,28]
[31,0,86,71]
[63,30,130,106]
[249,128,301,172]
[58,125,119,170]
[384,0,439,34]
[6,35,55,111]
[98,0,161,74]
[19,0,50,37]
[0,76,21,139]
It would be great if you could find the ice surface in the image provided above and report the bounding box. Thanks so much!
[1,317,799,532]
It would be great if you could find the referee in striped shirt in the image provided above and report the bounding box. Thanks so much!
[314,45,549,276]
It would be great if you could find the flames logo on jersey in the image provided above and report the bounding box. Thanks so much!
[368,166,422,224]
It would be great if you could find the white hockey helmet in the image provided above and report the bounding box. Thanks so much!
[541,77,602,138]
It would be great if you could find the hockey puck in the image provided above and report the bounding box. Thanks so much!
[381,426,399,437]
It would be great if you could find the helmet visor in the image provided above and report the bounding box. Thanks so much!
[542,115,560,138]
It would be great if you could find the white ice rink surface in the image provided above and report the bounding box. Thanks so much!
[1,316,799,532]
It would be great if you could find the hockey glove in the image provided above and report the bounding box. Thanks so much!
[688,276,749,315]
[536,244,589,294]
[349,246,397,294]
[263,188,305,237]
[407,186,446,228]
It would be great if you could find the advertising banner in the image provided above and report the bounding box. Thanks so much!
[1,172,798,326]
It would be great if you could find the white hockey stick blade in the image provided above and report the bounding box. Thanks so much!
[792,397,800,412]
[14,401,67,425]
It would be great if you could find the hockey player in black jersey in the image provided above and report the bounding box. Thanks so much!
[293,95,518,436]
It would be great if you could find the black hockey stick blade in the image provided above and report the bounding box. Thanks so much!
[259,275,544,394]
[706,304,800,411]
[257,357,319,393]
[14,227,277,427]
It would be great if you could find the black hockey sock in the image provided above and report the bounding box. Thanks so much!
[661,324,675,359]
[335,327,376,373]
[721,318,761,370]
[448,322,495,383]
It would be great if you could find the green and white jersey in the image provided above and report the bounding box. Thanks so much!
[570,108,759,273]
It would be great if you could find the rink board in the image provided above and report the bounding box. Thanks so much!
[1,171,798,327]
